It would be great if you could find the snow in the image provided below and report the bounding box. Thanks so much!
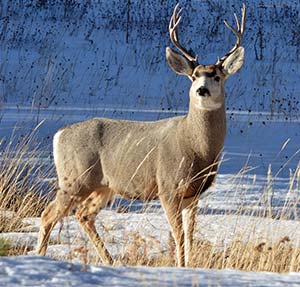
[2,212,300,286]
[1,256,300,287]
[2,211,300,259]
[0,256,300,287]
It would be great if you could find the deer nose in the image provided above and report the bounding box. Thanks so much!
[197,86,210,97]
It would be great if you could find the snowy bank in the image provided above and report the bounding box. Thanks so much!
[1,256,300,287]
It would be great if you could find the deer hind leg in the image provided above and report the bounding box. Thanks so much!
[159,193,185,267]
[37,194,75,256]
[182,196,199,267]
[75,187,114,265]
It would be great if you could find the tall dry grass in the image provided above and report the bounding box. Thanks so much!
[108,233,300,273]
[0,125,54,233]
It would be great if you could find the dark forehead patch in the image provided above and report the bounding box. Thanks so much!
[193,66,218,78]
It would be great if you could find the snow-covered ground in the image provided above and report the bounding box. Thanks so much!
[2,211,300,260]
[2,256,300,287]
[1,210,300,286]
[2,212,300,286]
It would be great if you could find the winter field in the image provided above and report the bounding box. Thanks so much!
[1,0,300,286]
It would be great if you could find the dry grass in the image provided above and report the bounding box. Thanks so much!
[69,216,300,273]
[190,237,300,273]
[107,235,300,273]
[0,126,54,233]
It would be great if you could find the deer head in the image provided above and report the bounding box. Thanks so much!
[166,4,246,111]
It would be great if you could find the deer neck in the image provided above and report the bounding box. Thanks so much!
[180,101,226,161]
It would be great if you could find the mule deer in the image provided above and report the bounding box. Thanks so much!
[37,4,246,267]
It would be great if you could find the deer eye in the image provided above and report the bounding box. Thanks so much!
[215,76,220,82]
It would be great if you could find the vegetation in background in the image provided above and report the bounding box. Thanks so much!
[0,124,54,233]
[0,238,10,256]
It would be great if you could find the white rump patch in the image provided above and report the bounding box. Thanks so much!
[53,130,63,166]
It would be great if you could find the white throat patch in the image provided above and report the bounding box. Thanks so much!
[194,99,223,111]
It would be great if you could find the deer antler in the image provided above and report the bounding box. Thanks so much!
[217,4,246,65]
[169,4,198,63]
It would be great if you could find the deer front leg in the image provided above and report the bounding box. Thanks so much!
[159,193,185,267]
[182,196,199,267]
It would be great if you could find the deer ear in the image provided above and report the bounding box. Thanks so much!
[222,47,244,76]
[166,47,194,77]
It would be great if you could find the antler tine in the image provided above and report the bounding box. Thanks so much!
[169,5,183,43]
[234,13,240,32]
[224,19,241,46]
[217,4,246,65]
[240,4,246,34]
[168,4,198,63]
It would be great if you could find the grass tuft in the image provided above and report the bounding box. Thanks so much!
[0,238,10,256]
[0,127,54,233]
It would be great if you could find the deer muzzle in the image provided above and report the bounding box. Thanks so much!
[197,86,210,97]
